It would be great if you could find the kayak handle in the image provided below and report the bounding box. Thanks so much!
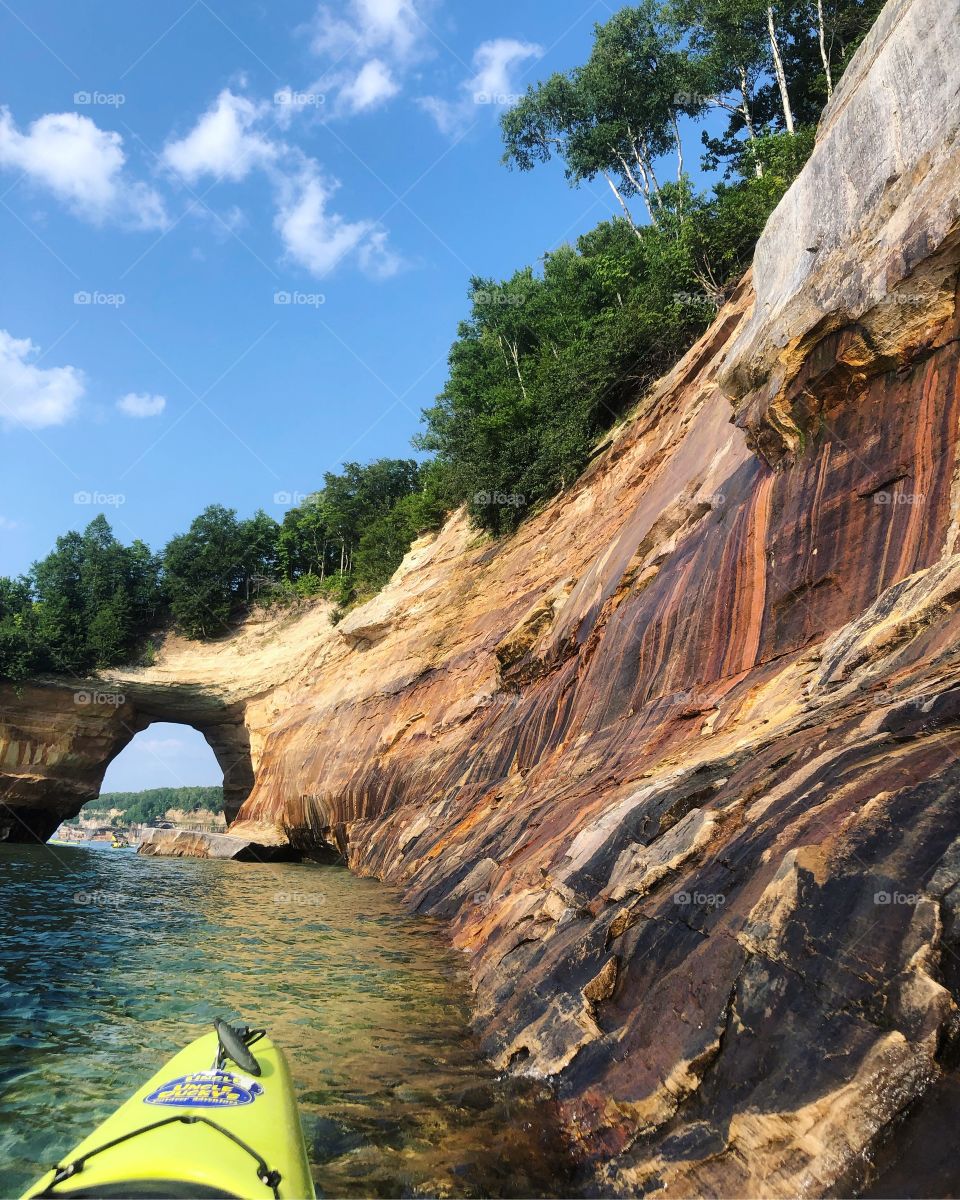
[40,1113,282,1199]
[214,1017,264,1077]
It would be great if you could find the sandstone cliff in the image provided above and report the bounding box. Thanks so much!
[2,0,960,1191]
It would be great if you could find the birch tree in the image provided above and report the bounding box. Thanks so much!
[813,0,834,97]
[670,0,769,175]
[501,0,698,231]
[766,2,796,133]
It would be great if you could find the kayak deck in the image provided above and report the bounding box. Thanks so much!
[22,1029,315,1200]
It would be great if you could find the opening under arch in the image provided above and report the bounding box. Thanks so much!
[101,723,224,794]
[67,723,227,840]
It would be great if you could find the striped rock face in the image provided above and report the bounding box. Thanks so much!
[3,0,960,1191]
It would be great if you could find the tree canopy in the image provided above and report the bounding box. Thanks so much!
[421,0,879,535]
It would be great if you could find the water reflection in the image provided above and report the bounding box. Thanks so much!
[0,842,573,1198]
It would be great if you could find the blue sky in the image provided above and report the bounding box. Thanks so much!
[0,0,724,791]
[102,723,223,791]
[0,0,651,581]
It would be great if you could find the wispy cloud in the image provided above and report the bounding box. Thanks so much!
[162,89,278,183]
[339,58,400,114]
[420,38,542,136]
[301,0,435,117]
[275,164,400,278]
[310,0,431,63]
[117,392,166,418]
[163,84,403,280]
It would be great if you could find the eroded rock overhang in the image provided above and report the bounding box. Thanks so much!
[0,677,253,842]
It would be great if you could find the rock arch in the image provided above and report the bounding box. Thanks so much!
[0,677,254,843]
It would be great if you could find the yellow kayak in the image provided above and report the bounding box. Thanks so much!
[22,1021,315,1200]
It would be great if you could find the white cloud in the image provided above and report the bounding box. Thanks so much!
[340,59,400,113]
[0,516,17,531]
[162,89,402,280]
[0,107,167,229]
[417,95,462,138]
[471,38,542,102]
[124,182,169,230]
[275,168,376,276]
[0,329,84,430]
[311,0,427,62]
[306,0,435,115]
[117,392,166,418]
[0,109,120,208]
[163,89,277,183]
[420,37,542,135]
[357,228,403,279]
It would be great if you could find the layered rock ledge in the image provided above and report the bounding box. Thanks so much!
[2,0,960,1192]
[137,827,296,861]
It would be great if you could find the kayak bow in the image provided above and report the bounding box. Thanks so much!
[22,1022,316,1200]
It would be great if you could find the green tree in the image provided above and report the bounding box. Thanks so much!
[163,506,246,639]
[354,492,433,596]
[670,0,769,175]
[502,1,698,229]
[0,576,38,682]
[278,496,330,581]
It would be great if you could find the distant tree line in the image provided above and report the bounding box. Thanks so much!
[0,0,883,682]
[77,786,224,826]
[0,457,445,679]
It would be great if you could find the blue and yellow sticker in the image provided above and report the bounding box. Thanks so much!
[144,1070,264,1109]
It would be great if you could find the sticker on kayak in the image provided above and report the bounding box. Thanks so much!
[144,1070,264,1109]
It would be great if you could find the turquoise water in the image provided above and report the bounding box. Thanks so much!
[0,842,571,1198]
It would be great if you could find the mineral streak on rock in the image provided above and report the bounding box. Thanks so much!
[2,0,960,1192]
